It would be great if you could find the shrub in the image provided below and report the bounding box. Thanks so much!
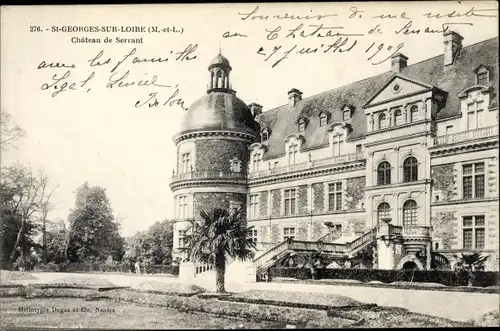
[270,267,499,287]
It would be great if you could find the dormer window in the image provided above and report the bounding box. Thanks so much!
[298,119,307,132]
[319,113,328,127]
[342,105,353,121]
[475,66,489,85]
[261,129,269,141]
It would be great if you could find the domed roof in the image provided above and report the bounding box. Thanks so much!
[209,53,231,70]
[180,92,258,135]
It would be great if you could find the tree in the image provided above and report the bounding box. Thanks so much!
[65,183,124,262]
[45,225,67,264]
[453,252,489,286]
[0,109,25,150]
[184,208,255,293]
[0,164,56,267]
[125,219,174,264]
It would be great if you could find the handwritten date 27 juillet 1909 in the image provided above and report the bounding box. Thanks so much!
[37,44,198,111]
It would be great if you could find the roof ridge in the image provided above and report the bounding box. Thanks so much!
[261,36,498,115]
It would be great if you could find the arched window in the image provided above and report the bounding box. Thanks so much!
[434,242,439,250]
[377,161,391,185]
[378,113,388,129]
[409,105,419,122]
[394,109,404,126]
[402,200,417,226]
[377,202,391,224]
[403,157,418,182]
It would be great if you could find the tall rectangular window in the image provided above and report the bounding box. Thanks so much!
[252,153,262,172]
[249,194,259,219]
[332,135,343,157]
[462,216,485,249]
[181,153,191,173]
[328,182,343,211]
[283,227,296,241]
[356,144,362,153]
[288,144,298,165]
[462,162,485,199]
[177,195,188,219]
[284,189,297,216]
[467,101,486,130]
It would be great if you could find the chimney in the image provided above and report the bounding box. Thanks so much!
[248,103,263,118]
[391,53,408,73]
[288,88,303,107]
[444,31,463,66]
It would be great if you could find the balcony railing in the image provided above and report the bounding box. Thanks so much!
[171,170,246,182]
[433,125,498,146]
[402,225,431,237]
[248,152,365,179]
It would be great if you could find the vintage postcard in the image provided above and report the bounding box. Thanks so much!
[0,1,499,329]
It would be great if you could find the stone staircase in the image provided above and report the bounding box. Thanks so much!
[253,227,378,278]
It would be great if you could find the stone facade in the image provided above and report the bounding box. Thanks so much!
[312,183,324,213]
[259,191,268,218]
[271,189,281,217]
[297,221,308,240]
[431,211,457,250]
[298,185,308,214]
[431,164,455,202]
[345,177,366,210]
[195,139,250,172]
[270,224,280,242]
[193,192,247,219]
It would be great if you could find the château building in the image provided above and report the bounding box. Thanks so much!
[170,32,499,273]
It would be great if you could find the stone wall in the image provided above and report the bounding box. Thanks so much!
[312,183,324,213]
[297,221,308,240]
[193,192,247,219]
[271,189,281,217]
[298,185,308,214]
[346,219,366,234]
[195,139,250,172]
[270,224,280,242]
[431,211,458,249]
[431,164,456,202]
[259,225,269,243]
[345,177,366,210]
[259,191,268,218]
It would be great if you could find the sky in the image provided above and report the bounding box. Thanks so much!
[1,2,498,237]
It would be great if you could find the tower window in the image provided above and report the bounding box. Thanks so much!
[343,109,351,121]
[181,153,191,173]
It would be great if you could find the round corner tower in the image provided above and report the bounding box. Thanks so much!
[170,53,259,260]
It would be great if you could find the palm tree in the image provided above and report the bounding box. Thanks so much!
[183,208,256,293]
[453,252,489,287]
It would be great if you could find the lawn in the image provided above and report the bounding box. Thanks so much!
[0,297,281,329]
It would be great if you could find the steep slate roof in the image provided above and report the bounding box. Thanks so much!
[258,37,498,160]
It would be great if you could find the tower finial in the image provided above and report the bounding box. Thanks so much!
[219,43,222,54]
